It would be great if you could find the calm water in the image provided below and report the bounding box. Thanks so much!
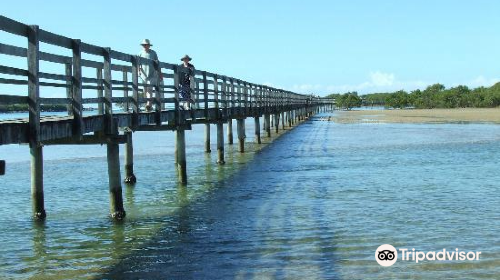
[1,112,500,279]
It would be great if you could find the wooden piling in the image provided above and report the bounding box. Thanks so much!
[216,122,225,164]
[0,160,5,175]
[107,138,126,220]
[227,119,233,144]
[281,112,285,129]
[176,129,187,184]
[124,130,136,184]
[265,114,271,137]
[275,114,279,133]
[204,123,211,153]
[30,145,46,220]
[237,119,245,153]
[254,117,261,144]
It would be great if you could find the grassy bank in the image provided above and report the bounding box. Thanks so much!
[329,108,500,124]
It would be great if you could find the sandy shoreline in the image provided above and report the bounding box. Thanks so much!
[327,108,500,124]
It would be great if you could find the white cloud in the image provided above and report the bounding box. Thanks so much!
[268,73,500,96]
[322,71,426,94]
[467,76,500,88]
[369,71,395,87]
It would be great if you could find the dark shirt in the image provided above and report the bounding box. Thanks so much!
[178,63,195,85]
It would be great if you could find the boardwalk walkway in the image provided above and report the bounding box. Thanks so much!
[0,15,334,220]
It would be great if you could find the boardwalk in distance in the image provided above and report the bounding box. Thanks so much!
[0,15,335,220]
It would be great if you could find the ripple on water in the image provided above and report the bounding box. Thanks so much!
[0,116,500,279]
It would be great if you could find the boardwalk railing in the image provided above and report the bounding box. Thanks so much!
[0,15,335,220]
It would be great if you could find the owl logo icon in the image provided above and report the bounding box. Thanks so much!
[375,244,398,266]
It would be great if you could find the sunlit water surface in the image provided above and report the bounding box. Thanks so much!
[0,112,500,279]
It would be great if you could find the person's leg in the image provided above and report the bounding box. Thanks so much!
[145,86,152,110]
[145,80,153,110]
[180,84,190,110]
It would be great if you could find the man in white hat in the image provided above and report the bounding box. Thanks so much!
[138,39,161,111]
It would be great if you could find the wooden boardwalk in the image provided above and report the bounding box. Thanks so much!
[0,15,335,220]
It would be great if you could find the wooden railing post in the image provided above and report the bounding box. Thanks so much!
[103,47,114,134]
[244,82,249,115]
[153,60,161,125]
[214,74,225,164]
[27,25,45,220]
[122,69,129,112]
[27,25,40,145]
[227,78,234,144]
[131,55,139,127]
[202,71,210,153]
[97,67,104,115]
[214,74,219,112]
[222,76,228,118]
[65,62,72,115]
[71,39,84,137]
[203,71,209,120]
[173,65,180,126]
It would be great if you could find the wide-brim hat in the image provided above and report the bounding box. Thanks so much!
[180,55,192,61]
[140,39,152,46]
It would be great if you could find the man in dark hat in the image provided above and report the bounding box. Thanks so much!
[178,55,195,109]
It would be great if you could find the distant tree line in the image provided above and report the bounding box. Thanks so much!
[0,104,68,113]
[327,82,500,109]
[326,92,362,110]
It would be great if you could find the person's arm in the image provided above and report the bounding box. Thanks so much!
[189,65,195,81]
[154,52,163,79]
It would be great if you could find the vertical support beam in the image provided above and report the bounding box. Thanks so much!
[0,160,5,175]
[214,74,219,116]
[274,114,279,133]
[281,112,285,129]
[153,60,161,125]
[237,118,245,153]
[27,25,40,145]
[131,56,139,128]
[265,113,271,137]
[227,118,233,144]
[65,63,72,115]
[202,71,209,120]
[30,146,45,220]
[122,70,129,112]
[176,129,187,184]
[216,122,225,164]
[254,116,261,144]
[103,47,114,134]
[96,67,104,115]
[28,25,45,220]
[71,39,84,136]
[107,135,126,220]
[124,130,136,184]
[173,65,181,126]
[204,123,211,153]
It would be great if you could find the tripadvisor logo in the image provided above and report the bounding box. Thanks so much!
[375,244,398,266]
[375,244,481,267]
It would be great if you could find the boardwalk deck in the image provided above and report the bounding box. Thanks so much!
[0,15,335,219]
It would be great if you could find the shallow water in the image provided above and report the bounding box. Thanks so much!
[1,112,500,279]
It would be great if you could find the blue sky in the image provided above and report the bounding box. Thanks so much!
[1,0,500,96]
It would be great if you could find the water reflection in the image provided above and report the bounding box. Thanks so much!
[2,114,500,279]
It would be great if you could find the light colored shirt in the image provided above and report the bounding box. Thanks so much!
[138,49,159,81]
